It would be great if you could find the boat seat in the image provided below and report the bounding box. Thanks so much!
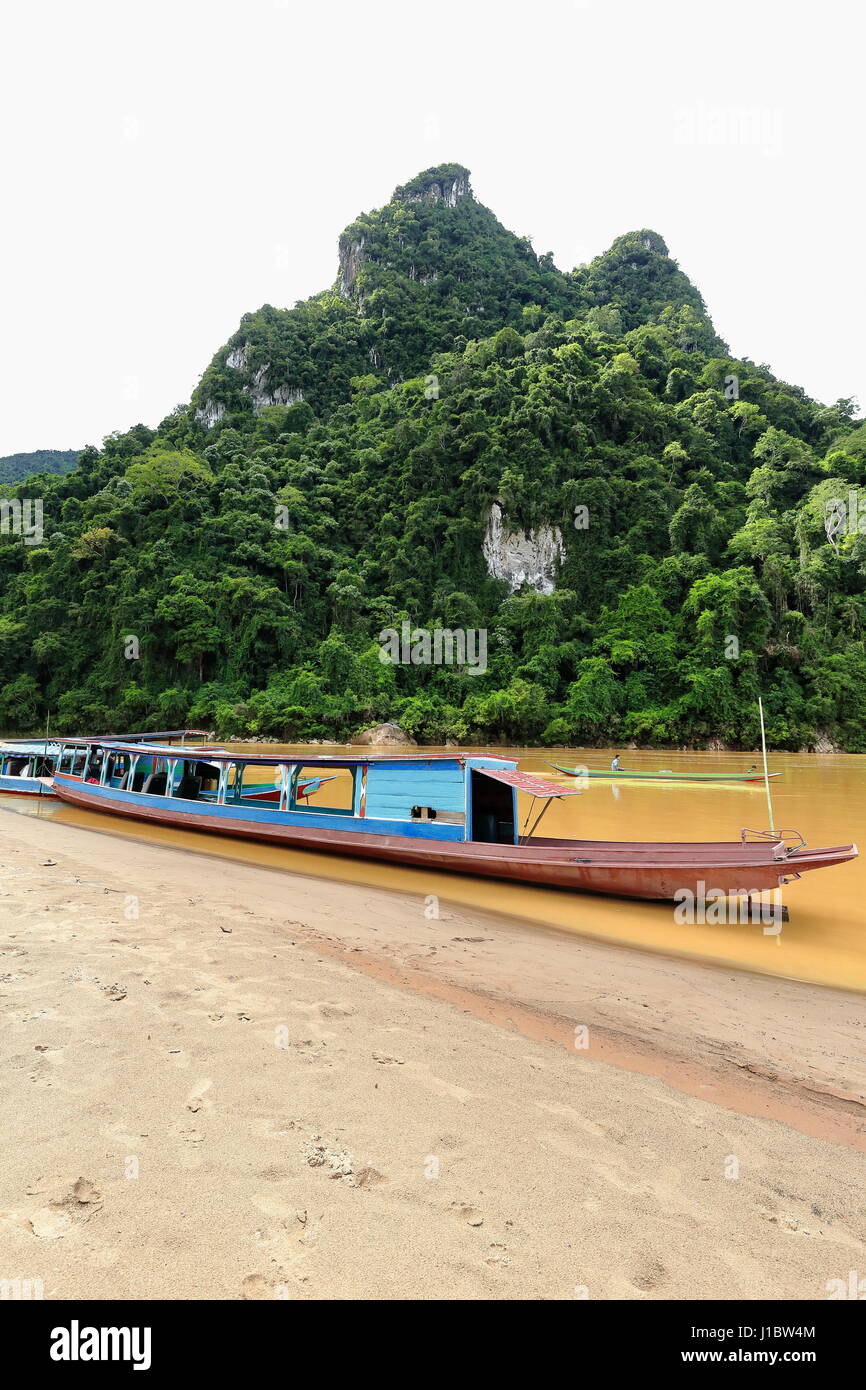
[176,775,202,801]
[119,767,147,792]
[142,773,167,796]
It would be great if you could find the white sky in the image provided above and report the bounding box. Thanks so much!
[0,0,862,456]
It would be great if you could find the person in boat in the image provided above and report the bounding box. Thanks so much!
[611,754,622,771]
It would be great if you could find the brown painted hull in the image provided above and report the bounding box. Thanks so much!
[48,777,858,901]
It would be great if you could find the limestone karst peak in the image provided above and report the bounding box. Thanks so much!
[392,163,472,207]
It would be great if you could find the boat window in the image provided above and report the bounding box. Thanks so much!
[193,761,220,796]
[174,762,204,801]
[106,753,129,785]
[290,766,355,815]
[232,762,275,804]
[142,772,167,796]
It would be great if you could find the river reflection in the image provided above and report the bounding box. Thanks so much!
[3,745,863,991]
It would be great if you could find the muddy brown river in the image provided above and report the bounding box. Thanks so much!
[2,745,863,991]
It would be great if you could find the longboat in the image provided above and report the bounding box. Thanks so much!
[548,762,781,785]
[0,729,213,799]
[46,741,857,902]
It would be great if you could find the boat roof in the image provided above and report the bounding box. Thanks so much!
[57,728,212,745]
[0,741,63,756]
[102,728,212,742]
[96,742,517,770]
[477,767,582,798]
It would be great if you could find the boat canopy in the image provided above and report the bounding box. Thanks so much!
[101,728,213,743]
[0,741,63,757]
[476,767,582,798]
[97,743,481,768]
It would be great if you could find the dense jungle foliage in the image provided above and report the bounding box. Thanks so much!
[0,450,80,485]
[1,164,864,749]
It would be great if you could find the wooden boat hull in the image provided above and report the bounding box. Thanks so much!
[48,773,857,901]
[548,763,780,784]
[0,771,86,798]
[0,773,56,796]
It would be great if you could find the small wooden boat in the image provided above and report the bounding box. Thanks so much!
[0,740,66,796]
[0,731,216,799]
[548,762,780,784]
[46,741,856,902]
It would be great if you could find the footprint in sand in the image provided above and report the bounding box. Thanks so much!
[186,1079,213,1113]
[630,1259,668,1292]
[31,1208,73,1239]
[450,1202,484,1227]
[317,1001,355,1020]
[355,1167,386,1188]
[102,1122,148,1150]
[485,1243,511,1268]
[241,1273,291,1300]
[250,1199,323,1284]
[5,1176,104,1241]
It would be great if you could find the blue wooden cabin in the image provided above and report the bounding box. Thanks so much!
[74,745,521,846]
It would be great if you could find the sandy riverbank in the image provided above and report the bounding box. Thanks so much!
[0,806,864,1300]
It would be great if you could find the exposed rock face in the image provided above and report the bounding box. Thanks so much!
[394,167,472,207]
[482,502,565,595]
[210,345,304,417]
[803,732,842,754]
[338,235,366,299]
[352,722,417,746]
[226,343,249,371]
[194,400,225,430]
[337,166,471,302]
[246,365,304,413]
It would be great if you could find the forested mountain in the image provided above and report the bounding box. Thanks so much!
[0,450,80,485]
[1,164,864,748]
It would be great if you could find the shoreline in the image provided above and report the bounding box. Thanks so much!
[1,810,864,1298]
[3,733,859,755]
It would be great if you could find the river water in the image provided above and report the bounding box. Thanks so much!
[2,745,863,991]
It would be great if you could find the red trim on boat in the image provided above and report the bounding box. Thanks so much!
[47,773,858,902]
[477,767,581,797]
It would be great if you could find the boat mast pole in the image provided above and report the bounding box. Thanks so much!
[37,710,50,815]
[758,696,776,837]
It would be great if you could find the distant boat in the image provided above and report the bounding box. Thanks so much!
[548,762,781,785]
[45,740,856,902]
